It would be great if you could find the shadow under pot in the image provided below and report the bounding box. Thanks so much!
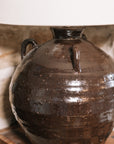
[9,27,114,144]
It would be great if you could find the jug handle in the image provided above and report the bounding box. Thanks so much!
[21,39,38,59]
[71,45,81,73]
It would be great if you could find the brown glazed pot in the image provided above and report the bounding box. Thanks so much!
[10,27,114,144]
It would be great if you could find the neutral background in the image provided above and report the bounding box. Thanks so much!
[0,0,114,25]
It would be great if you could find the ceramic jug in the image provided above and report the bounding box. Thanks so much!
[9,27,114,144]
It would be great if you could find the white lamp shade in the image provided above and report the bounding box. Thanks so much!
[0,0,114,26]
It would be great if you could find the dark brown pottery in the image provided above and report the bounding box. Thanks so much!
[9,27,114,144]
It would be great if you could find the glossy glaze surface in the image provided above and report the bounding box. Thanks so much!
[10,27,114,144]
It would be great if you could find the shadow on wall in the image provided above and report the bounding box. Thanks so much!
[85,26,114,60]
[0,24,114,129]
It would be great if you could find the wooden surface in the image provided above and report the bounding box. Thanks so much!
[105,130,114,144]
[0,123,113,144]
[0,123,31,144]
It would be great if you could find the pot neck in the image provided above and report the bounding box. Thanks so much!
[51,27,86,40]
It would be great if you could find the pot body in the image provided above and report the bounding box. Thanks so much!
[10,27,114,144]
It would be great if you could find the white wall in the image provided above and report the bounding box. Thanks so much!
[0,0,114,26]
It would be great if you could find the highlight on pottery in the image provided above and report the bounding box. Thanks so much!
[9,27,114,144]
